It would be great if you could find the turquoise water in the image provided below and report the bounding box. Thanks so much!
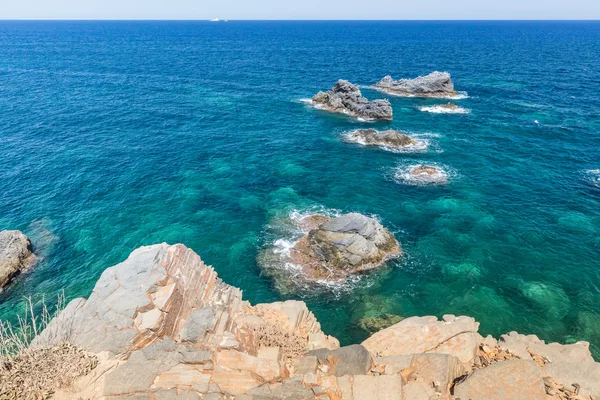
[1,21,600,354]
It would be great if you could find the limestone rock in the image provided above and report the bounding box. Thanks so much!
[339,375,403,400]
[499,332,600,398]
[0,230,36,290]
[288,213,401,282]
[373,71,458,98]
[406,353,465,397]
[311,80,393,121]
[453,360,547,400]
[308,345,373,377]
[362,316,479,364]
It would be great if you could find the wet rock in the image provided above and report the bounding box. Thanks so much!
[308,344,373,377]
[373,71,458,98]
[407,164,449,184]
[453,360,547,400]
[311,80,393,120]
[362,316,479,364]
[345,129,419,150]
[288,213,401,282]
[0,230,37,290]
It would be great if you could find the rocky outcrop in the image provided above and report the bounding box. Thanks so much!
[344,129,423,152]
[373,71,458,98]
[288,213,401,282]
[409,164,448,184]
[0,230,36,290]
[23,244,600,400]
[311,80,393,120]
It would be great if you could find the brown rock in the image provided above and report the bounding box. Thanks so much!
[362,316,479,364]
[453,360,547,400]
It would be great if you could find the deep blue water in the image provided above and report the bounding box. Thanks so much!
[1,21,600,354]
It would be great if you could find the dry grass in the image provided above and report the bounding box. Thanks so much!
[0,294,64,359]
[0,342,98,400]
[0,294,98,399]
[253,322,308,359]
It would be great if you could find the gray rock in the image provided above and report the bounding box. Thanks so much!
[453,360,547,400]
[311,80,393,120]
[373,71,457,98]
[345,129,419,150]
[308,344,373,377]
[289,213,401,282]
[0,230,36,290]
[180,307,216,342]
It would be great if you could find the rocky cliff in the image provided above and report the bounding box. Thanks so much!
[27,244,600,400]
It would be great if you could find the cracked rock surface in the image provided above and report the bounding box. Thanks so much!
[373,71,458,98]
[311,80,393,120]
[27,243,600,400]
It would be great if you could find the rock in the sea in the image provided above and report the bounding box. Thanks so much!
[0,230,36,290]
[373,71,458,98]
[288,213,401,281]
[345,129,423,151]
[311,80,393,120]
[408,164,448,184]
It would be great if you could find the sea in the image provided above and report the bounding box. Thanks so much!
[1,21,599,355]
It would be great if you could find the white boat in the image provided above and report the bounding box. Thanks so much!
[210,18,220,22]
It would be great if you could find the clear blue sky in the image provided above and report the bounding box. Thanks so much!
[1,0,598,20]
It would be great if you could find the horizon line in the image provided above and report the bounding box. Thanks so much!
[1,18,600,22]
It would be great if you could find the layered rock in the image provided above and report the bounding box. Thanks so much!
[373,71,458,98]
[289,213,401,282]
[311,80,393,120]
[23,243,600,400]
[345,129,425,152]
[0,230,36,290]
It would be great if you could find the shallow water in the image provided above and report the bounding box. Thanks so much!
[1,21,599,354]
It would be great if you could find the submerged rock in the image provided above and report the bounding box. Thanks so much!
[345,129,423,151]
[311,80,393,120]
[0,230,36,290]
[289,213,401,282]
[373,71,458,98]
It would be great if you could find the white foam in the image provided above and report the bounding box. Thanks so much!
[373,87,469,100]
[393,163,453,186]
[343,131,430,154]
[419,105,469,114]
[585,169,600,187]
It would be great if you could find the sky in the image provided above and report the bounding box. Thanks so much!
[0,0,599,20]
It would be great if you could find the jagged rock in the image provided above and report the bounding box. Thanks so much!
[362,316,479,364]
[345,129,420,151]
[373,71,458,98]
[35,244,336,398]
[288,213,401,282]
[499,332,600,398]
[311,80,393,120]
[453,360,547,400]
[0,230,36,290]
[308,345,373,377]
